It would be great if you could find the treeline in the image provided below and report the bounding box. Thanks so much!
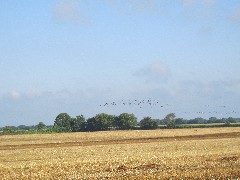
[0,123,53,135]
[157,117,240,125]
[0,112,164,134]
[52,113,159,132]
[52,113,240,133]
[1,112,240,135]
[0,124,53,131]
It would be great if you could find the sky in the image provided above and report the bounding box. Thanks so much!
[1,0,240,126]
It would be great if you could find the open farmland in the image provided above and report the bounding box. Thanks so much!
[0,127,239,179]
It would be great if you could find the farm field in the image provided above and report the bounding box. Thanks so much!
[0,127,240,179]
[171,123,240,129]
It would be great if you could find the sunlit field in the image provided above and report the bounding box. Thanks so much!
[0,127,239,179]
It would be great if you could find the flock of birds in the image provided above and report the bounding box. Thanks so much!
[99,99,239,115]
[99,99,170,109]
[182,111,239,115]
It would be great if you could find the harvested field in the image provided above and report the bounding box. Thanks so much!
[0,127,240,179]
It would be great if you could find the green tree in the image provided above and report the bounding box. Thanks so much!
[53,113,72,132]
[3,126,14,134]
[86,117,97,131]
[192,117,205,124]
[70,115,86,132]
[37,122,46,131]
[140,117,158,130]
[163,113,176,128]
[208,117,217,123]
[17,125,30,130]
[86,113,115,131]
[175,118,185,124]
[227,117,236,123]
[114,113,137,130]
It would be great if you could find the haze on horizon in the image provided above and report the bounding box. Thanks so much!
[0,0,240,127]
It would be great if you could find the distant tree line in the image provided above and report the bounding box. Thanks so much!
[52,112,158,132]
[0,122,53,135]
[52,113,240,132]
[1,113,240,134]
[157,116,240,125]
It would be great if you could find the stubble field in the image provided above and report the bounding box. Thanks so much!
[0,127,239,179]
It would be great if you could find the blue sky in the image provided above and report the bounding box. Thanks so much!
[1,0,240,126]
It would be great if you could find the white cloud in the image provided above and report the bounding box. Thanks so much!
[6,90,49,100]
[229,7,240,23]
[180,78,240,97]
[182,0,215,8]
[136,62,170,76]
[182,0,194,7]
[181,0,215,19]
[25,90,42,98]
[10,91,21,99]
[127,0,156,11]
[134,62,171,83]
[53,0,89,24]
[107,0,157,16]
[149,62,169,76]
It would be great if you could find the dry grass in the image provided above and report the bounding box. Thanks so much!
[1,127,239,146]
[0,127,239,179]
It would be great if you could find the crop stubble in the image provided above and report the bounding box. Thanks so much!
[0,127,239,179]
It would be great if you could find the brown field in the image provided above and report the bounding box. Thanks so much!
[0,127,240,179]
